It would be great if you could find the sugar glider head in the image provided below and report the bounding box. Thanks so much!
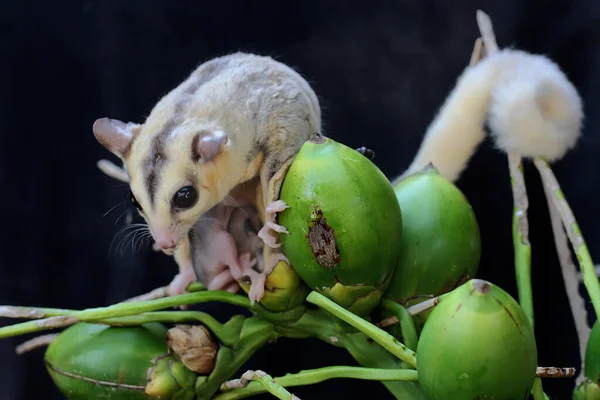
[92,117,230,250]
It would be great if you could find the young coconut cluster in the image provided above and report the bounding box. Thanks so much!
[273,134,539,399]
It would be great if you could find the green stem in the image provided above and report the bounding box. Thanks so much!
[306,291,417,369]
[509,155,549,398]
[196,317,279,400]
[513,207,534,326]
[222,370,299,400]
[380,300,418,351]
[534,157,600,318]
[0,291,251,339]
[531,378,549,400]
[101,311,240,347]
[508,154,534,329]
[214,366,419,400]
[274,309,423,399]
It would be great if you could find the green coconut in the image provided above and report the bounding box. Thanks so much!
[572,319,600,399]
[573,381,600,400]
[45,322,198,399]
[416,279,538,400]
[277,134,403,316]
[385,165,481,306]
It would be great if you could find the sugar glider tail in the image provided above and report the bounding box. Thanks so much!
[393,48,584,185]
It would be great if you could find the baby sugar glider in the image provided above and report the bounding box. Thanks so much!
[188,201,266,296]
[92,52,321,303]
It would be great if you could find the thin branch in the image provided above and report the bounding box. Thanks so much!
[0,290,251,339]
[221,370,300,400]
[377,294,446,328]
[540,167,590,384]
[508,154,535,328]
[534,158,600,318]
[536,366,576,379]
[122,287,170,303]
[15,334,59,355]
[306,291,417,368]
[216,366,418,400]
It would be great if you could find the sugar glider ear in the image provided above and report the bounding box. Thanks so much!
[92,117,141,159]
[192,130,229,162]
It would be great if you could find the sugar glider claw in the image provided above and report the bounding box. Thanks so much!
[167,268,198,296]
[248,273,267,304]
[246,252,290,305]
[258,200,290,248]
[266,200,290,214]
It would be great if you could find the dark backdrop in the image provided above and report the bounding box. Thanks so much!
[1,0,599,399]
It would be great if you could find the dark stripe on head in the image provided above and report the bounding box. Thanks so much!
[144,134,169,207]
[140,55,235,208]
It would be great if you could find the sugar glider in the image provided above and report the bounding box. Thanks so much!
[188,202,266,297]
[97,160,266,298]
[92,52,321,303]
[393,48,583,184]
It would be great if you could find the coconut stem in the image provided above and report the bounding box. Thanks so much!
[0,290,251,339]
[538,163,590,383]
[122,282,208,303]
[4,308,240,347]
[508,153,535,329]
[15,333,59,355]
[306,291,417,368]
[377,292,451,328]
[216,366,419,400]
[197,317,280,399]
[379,300,418,351]
[220,370,300,400]
[534,158,600,317]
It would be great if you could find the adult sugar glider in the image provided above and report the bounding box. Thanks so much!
[92,52,321,303]
[97,161,267,299]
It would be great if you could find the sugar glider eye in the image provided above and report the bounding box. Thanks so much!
[130,191,142,211]
[173,186,198,210]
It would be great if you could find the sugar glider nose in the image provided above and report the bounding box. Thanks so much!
[157,239,177,250]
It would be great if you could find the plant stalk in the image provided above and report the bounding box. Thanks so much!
[306,291,417,368]
[508,153,535,329]
[220,370,300,400]
[380,300,418,351]
[534,157,600,318]
[215,366,418,400]
[0,291,251,339]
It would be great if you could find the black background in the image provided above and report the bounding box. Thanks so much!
[1,0,598,399]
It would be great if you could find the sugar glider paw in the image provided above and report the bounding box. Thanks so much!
[247,272,267,305]
[245,253,290,305]
[257,200,290,248]
[266,200,290,214]
[264,252,290,277]
[167,268,198,296]
[207,269,239,293]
